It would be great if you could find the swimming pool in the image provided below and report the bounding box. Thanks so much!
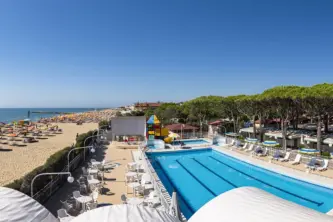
[147,148,333,219]
[171,139,210,146]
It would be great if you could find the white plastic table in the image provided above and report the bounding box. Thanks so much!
[127,182,141,196]
[91,161,101,167]
[76,195,93,212]
[88,169,98,175]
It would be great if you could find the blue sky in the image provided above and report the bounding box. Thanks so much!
[0,0,332,108]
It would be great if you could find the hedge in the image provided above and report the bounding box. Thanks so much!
[5,130,97,196]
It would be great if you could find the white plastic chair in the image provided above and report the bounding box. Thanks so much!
[92,190,99,202]
[291,154,302,165]
[73,191,81,209]
[57,209,69,219]
[317,159,329,171]
[241,143,248,150]
[280,152,291,162]
[246,144,254,152]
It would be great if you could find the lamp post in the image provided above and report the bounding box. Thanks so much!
[31,172,74,197]
[67,146,95,172]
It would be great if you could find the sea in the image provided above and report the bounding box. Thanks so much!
[0,108,105,123]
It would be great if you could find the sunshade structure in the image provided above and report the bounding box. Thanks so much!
[0,187,57,222]
[245,138,258,143]
[147,115,160,124]
[323,138,333,146]
[71,205,181,222]
[188,187,333,222]
[262,140,279,147]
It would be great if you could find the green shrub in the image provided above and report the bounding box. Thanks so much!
[321,151,331,158]
[98,120,109,129]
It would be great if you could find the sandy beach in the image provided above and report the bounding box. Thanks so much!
[0,123,97,186]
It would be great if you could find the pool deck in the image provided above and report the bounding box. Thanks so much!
[214,145,333,189]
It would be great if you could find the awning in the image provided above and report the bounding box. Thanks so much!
[71,205,181,222]
[0,187,57,222]
[324,138,333,145]
[188,187,333,222]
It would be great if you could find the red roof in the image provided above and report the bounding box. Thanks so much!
[209,120,223,125]
[165,124,198,131]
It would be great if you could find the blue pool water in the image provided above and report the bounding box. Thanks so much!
[147,148,333,219]
[172,139,210,146]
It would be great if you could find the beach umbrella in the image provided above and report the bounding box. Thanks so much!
[169,191,182,221]
[245,138,258,143]
[71,205,181,222]
[8,133,17,137]
[263,140,279,147]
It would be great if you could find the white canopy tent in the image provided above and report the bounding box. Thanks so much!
[188,187,333,222]
[0,187,57,222]
[71,204,181,222]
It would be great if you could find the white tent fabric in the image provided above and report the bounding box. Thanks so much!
[0,187,57,222]
[71,204,181,222]
[188,187,333,222]
[324,138,333,145]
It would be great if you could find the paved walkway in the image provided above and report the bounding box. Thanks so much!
[97,142,134,204]
[215,145,333,188]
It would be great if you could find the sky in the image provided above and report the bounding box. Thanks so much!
[0,0,332,108]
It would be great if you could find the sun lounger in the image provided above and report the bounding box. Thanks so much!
[245,144,254,152]
[257,147,268,157]
[280,152,291,162]
[240,143,248,150]
[252,146,262,155]
[305,157,317,170]
[316,159,329,171]
[291,154,302,165]
[271,151,281,161]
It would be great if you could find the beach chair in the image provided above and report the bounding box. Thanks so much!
[245,144,254,152]
[280,152,291,162]
[317,159,329,171]
[271,151,281,161]
[252,146,262,155]
[240,143,248,150]
[305,157,317,170]
[291,154,302,165]
[257,147,268,157]
[227,139,235,147]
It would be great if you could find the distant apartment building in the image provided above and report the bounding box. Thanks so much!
[134,102,162,110]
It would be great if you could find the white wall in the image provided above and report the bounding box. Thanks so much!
[109,116,146,139]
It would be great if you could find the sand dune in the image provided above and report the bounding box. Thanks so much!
[0,123,97,185]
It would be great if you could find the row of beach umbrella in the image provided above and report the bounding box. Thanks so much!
[245,138,279,147]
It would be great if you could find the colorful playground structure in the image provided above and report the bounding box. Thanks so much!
[146,115,179,143]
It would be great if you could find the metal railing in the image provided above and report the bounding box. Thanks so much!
[138,143,187,221]
[32,151,85,203]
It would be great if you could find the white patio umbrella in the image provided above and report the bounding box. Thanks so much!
[71,204,181,222]
[169,191,182,220]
